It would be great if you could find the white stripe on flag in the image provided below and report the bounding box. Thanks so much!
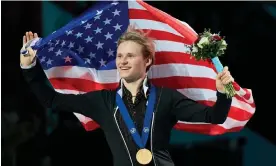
[128,1,146,10]
[45,66,119,83]
[219,117,249,129]
[154,40,191,53]
[149,63,216,79]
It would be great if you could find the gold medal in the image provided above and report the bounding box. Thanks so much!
[136,148,152,165]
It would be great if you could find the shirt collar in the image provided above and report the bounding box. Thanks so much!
[117,77,149,98]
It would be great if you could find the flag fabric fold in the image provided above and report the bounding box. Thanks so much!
[34,0,255,135]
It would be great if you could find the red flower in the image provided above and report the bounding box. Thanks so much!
[212,35,222,41]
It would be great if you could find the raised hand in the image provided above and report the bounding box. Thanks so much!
[216,66,234,93]
[20,31,39,67]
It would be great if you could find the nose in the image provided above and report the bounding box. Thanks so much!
[121,56,128,65]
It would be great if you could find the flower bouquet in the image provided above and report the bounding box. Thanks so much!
[190,29,236,98]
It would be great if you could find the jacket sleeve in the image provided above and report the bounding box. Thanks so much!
[21,61,108,124]
[171,89,232,124]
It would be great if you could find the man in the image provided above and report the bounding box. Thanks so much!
[20,26,234,166]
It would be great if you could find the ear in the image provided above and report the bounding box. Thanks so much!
[145,58,152,68]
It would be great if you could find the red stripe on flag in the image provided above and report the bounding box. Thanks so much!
[81,121,100,131]
[243,88,252,100]
[129,9,159,21]
[49,78,119,92]
[155,52,215,68]
[142,29,192,44]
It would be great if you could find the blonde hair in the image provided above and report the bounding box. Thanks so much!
[117,25,155,71]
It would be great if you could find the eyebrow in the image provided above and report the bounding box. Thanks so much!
[116,53,136,56]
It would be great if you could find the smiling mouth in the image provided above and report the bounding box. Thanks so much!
[120,67,131,70]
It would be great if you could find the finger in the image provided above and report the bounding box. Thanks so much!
[223,78,232,85]
[26,32,30,41]
[221,71,230,80]
[34,33,38,38]
[29,31,34,40]
[219,66,228,76]
[222,66,229,75]
[216,72,223,80]
[223,66,228,72]
[222,77,234,85]
[23,35,27,45]
[217,70,228,80]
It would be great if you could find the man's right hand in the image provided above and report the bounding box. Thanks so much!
[20,31,39,67]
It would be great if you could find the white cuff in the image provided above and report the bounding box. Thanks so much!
[20,58,37,69]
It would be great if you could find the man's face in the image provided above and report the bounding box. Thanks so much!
[116,41,151,82]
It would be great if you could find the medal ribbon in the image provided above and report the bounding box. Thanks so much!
[116,85,156,148]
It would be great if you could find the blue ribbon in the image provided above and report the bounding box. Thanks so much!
[211,56,224,73]
[116,85,156,148]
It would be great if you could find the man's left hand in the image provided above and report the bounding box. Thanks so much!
[216,66,234,93]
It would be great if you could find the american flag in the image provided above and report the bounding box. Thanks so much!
[35,0,255,135]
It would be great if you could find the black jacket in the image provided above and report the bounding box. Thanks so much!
[22,62,232,166]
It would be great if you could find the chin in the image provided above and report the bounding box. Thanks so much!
[119,72,129,78]
[121,75,132,81]
[119,70,142,82]
[120,74,134,81]
[119,70,130,77]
